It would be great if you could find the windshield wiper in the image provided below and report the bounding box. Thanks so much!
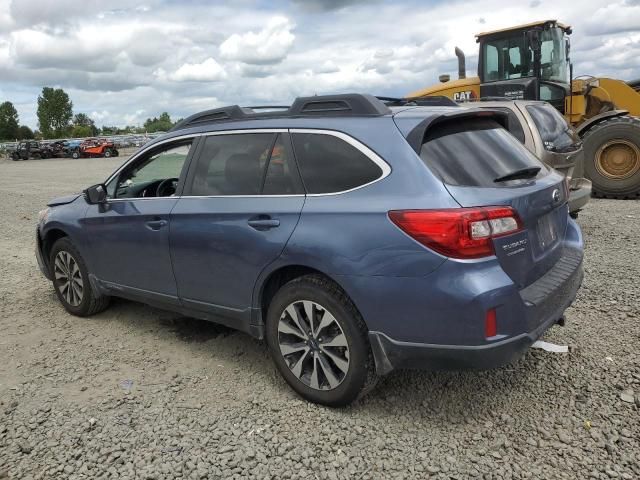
[494,167,541,183]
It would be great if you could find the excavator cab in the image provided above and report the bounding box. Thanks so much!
[477,20,572,112]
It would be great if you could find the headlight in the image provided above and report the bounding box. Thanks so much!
[38,208,50,223]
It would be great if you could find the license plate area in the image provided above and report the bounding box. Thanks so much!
[536,212,558,250]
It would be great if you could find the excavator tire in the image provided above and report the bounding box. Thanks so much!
[581,116,640,199]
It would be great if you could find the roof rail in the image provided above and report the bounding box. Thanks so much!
[170,93,392,132]
[290,94,391,116]
[378,96,459,107]
[171,105,248,131]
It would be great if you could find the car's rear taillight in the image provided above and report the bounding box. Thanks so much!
[388,207,523,259]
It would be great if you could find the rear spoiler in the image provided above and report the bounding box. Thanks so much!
[404,109,509,154]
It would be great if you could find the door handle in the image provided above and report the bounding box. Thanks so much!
[145,219,168,231]
[248,217,280,230]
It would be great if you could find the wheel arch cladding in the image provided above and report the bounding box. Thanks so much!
[257,265,368,330]
[42,228,69,266]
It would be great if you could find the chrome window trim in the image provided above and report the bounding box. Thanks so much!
[104,129,288,186]
[103,127,391,201]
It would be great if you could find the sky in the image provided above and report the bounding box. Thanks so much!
[0,0,639,130]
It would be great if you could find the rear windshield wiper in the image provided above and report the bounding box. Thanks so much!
[494,167,541,183]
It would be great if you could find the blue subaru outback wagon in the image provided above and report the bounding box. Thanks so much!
[36,94,583,406]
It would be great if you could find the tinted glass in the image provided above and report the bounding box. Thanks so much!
[292,133,383,194]
[526,104,576,151]
[262,135,303,195]
[420,119,546,187]
[190,133,275,196]
[482,107,526,144]
[482,35,532,81]
[113,142,192,198]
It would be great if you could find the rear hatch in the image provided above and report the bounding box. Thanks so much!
[400,110,568,288]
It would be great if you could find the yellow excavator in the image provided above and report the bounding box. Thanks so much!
[407,20,640,199]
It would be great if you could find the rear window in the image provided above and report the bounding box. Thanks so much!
[526,104,577,151]
[482,107,526,144]
[419,119,546,187]
[292,133,383,194]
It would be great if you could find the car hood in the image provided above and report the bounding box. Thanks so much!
[47,193,81,207]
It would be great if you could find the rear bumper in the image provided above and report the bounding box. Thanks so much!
[369,255,583,375]
[568,178,592,214]
[370,314,561,373]
[365,246,584,375]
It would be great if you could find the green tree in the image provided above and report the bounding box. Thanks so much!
[71,125,93,138]
[73,113,98,136]
[100,125,118,135]
[143,112,174,133]
[37,87,73,139]
[0,101,20,140]
[17,125,34,140]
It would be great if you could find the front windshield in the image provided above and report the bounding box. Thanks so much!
[482,27,568,84]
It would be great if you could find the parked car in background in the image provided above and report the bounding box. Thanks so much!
[76,138,119,158]
[458,100,592,217]
[35,94,584,406]
[63,140,83,158]
[10,141,52,160]
[46,140,71,158]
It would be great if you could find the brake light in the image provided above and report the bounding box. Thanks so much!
[388,207,523,259]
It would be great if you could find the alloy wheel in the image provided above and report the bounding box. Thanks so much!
[277,300,350,391]
[54,251,84,306]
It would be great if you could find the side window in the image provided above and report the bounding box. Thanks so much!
[189,133,274,196]
[189,133,303,196]
[110,141,192,199]
[485,45,499,80]
[262,135,303,195]
[291,133,383,194]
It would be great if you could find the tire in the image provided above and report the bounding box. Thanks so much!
[113,149,119,157]
[71,150,80,159]
[581,116,640,199]
[49,237,110,317]
[104,149,112,158]
[265,274,377,406]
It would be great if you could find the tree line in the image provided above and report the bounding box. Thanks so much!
[0,87,179,142]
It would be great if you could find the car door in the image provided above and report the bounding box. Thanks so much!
[82,138,197,305]
[170,130,305,326]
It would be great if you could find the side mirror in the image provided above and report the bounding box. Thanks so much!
[84,184,107,204]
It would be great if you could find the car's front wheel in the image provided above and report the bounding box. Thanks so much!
[266,274,376,406]
[49,238,110,316]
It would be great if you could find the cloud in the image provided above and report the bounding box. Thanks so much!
[220,16,295,65]
[9,0,134,28]
[291,0,375,11]
[315,60,339,74]
[168,58,227,82]
[1,0,639,130]
[584,1,640,35]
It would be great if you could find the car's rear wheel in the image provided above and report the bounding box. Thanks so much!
[104,148,112,158]
[49,238,110,317]
[266,274,376,406]
[71,150,80,159]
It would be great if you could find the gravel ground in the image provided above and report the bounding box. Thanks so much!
[0,156,639,480]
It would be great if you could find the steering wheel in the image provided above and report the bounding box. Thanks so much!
[156,178,179,197]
